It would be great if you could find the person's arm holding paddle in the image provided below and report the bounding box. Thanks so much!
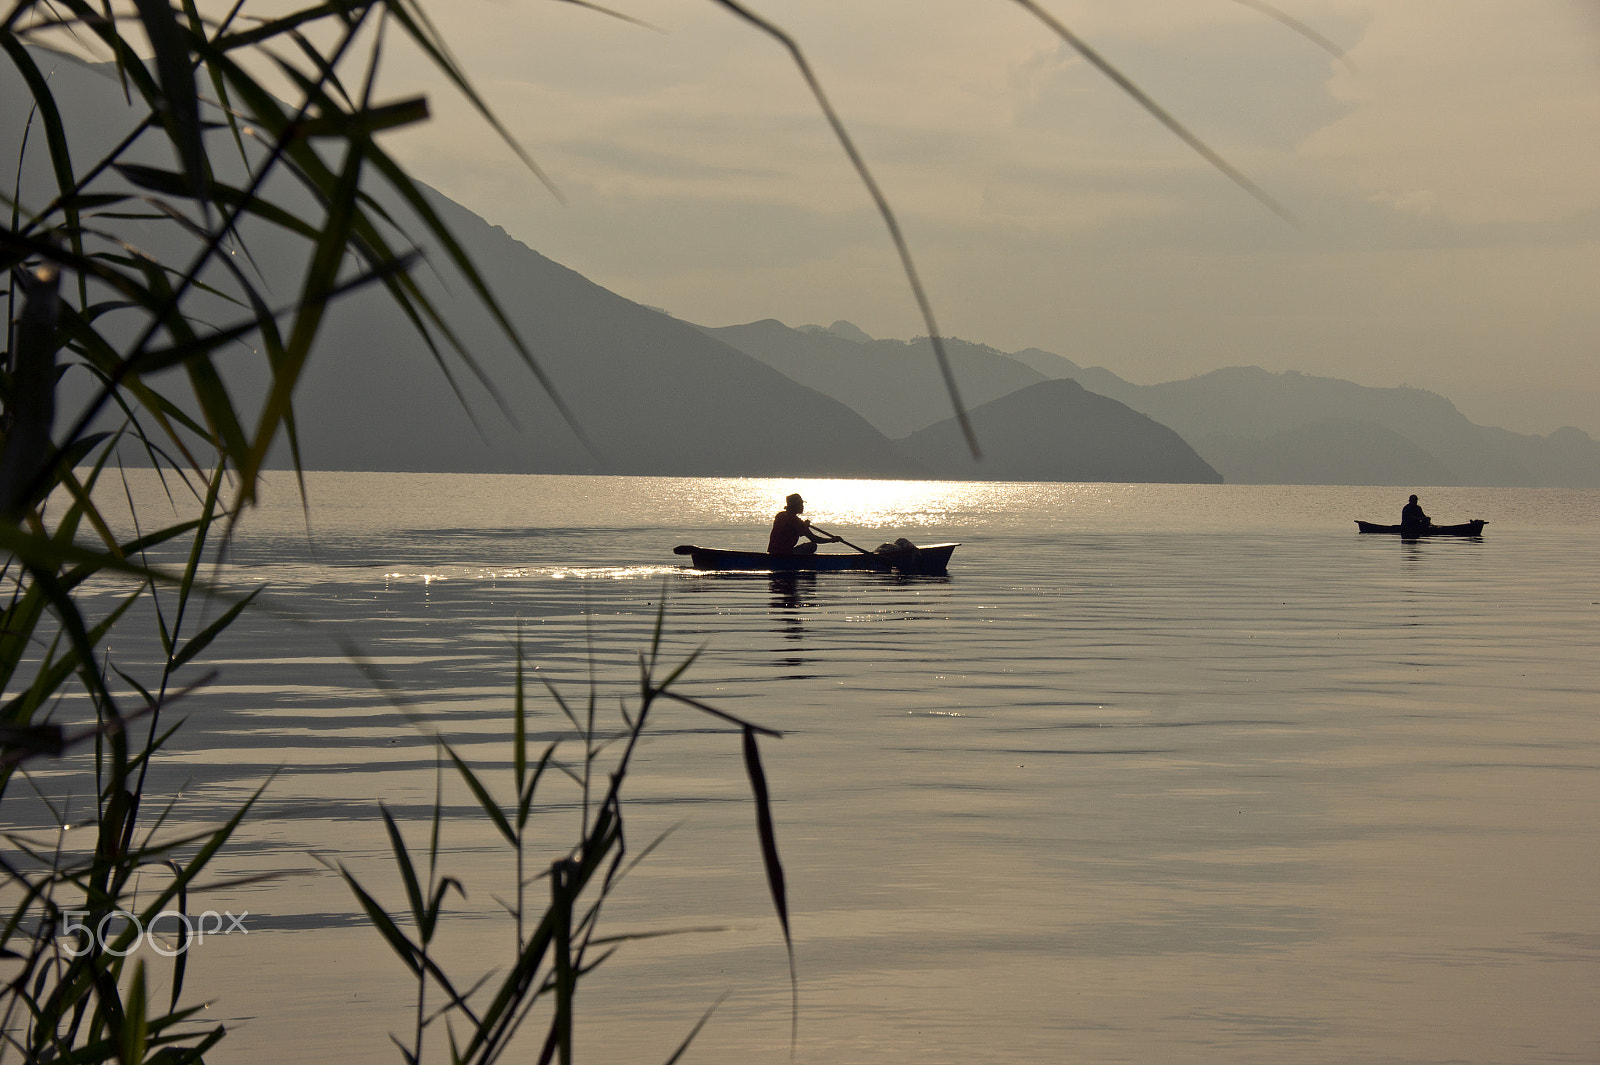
[768,494,841,555]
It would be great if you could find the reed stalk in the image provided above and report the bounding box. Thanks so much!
[332,606,792,1064]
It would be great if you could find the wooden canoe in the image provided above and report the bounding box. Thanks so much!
[1355,519,1486,537]
[675,543,959,575]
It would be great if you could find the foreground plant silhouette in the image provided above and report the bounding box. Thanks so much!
[0,0,797,1054]
[1,0,568,1058]
[4,0,1316,1060]
[338,617,793,1065]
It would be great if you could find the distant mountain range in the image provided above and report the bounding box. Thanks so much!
[710,320,1600,488]
[8,54,1595,487]
[285,196,915,479]
[290,212,1218,481]
[996,348,1600,488]
[702,320,1046,439]
[2,55,905,480]
[898,379,1221,484]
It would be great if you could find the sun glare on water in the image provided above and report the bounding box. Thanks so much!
[724,477,1014,530]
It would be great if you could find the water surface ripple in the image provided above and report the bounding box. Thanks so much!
[20,475,1600,1065]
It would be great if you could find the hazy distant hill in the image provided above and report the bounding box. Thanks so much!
[1197,418,1458,486]
[898,379,1221,484]
[709,315,1597,487]
[711,319,1222,483]
[799,320,873,344]
[157,196,915,477]
[701,320,1046,438]
[286,197,916,477]
[1012,359,1600,488]
[958,344,1585,485]
[11,56,1593,487]
[1006,347,1130,400]
[2,55,913,479]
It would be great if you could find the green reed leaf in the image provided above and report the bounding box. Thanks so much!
[518,742,556,833]
[654,689,782,738]
[133,0,208,210]
[444,743,515,847]
[742,725,797,1052]
[0,34,86,282]
[709,0,977,458]
[342,866,423,976]
[514,636,527,796]
[661,994,727,1065]
[1008,0,1296,224]
[298,94,430,137]
[0,586,140,735]
[113,163,321,238]
[168,586,261,670]
[239,119,367,491]
[119,959,148,1065]
[380,804,427,935]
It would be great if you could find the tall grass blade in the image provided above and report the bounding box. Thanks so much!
[1009,0,1297,224]
[657,690,782,738]
[380,804,426,932]
[661,993,727,1065]
[241,127,368,489]
[163,858,190,1012]
[709,0,979,457]
[132,0,208,209]
[741,725,797,1051]
[550,859,576,1065]
[0,36,86,283]
[341,867,424,977]
[168,586,261,670]
[3,585,137,724]
[118,959,148,1065]
[444,743,516,846]
[518,742,556,832]
[380,0,560,198]
[360,149,592,455]
[514,633,527,796]
[1231,0,1353,69]
[0,262,59,520]
[51,465,124,559]
[554,0,656,30]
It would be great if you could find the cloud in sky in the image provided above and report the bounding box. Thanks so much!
[1305,2,1600,224]
[377,0,1600,435]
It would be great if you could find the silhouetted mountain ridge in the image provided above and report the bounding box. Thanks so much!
[898,379,1222,484]
[9,54,1592,486]
[288,196,916,477]
[0,54,913,479]
[700,320,1047,439]
[1060,365,1597,487]
[707,318,1598,487]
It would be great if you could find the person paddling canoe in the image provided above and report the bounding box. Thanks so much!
[768,494,841,556]
[1401,494,1431,533]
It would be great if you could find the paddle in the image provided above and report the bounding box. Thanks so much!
[807,524,876,557]
[675,530,884,560]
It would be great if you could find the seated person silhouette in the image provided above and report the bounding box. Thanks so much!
[768,494,839,555]
[1400,494,1430,532]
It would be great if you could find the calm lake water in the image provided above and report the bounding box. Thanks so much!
[21,473,1600,1064]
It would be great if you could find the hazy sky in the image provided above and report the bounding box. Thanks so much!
[373,1,1600,435]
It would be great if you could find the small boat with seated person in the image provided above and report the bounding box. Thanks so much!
[674,541,959,575]
[1355,519,1486,537]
